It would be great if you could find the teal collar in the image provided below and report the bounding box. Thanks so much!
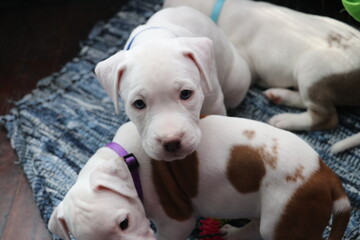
[210,0,226,23]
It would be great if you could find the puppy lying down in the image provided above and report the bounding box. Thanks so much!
[164,0,360,153]
[49,115,351,240]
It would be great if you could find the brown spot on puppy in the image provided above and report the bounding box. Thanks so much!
[286,165,305,183]
[262,138,279,169]
[307,68,360,130]
[151,152,199,221]
[271,138,279,158]
[226,140,280,194]
[227,145,266,193]
[274,158,350,239]
[243,130,256,140]
[327,31,351,49]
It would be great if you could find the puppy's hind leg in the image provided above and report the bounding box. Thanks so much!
[268,111,314,131]
[264,88,306,109]
[269,56,341,131]
[268,95,338,131]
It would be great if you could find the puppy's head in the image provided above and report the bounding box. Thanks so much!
[48,155,155,240]
[95,37,215,160]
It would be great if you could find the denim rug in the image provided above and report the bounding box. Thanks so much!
[1,0,359,239]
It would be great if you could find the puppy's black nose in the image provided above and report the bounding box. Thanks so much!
[163,140,181,152]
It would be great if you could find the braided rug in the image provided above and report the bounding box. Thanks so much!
[1,0,359,239]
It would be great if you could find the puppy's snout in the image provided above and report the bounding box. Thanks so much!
[163,140,181,152]
[157,130,184,153]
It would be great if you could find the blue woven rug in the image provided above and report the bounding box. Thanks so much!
[1,0,359,239]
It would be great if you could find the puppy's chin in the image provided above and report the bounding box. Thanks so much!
[161,150,195,161]
[152,152,194,162]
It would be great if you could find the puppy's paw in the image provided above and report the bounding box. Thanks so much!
[220,223,262,240]
[268,112,312,131]
[268,113,312,131]
[220,224,239,240]
[263,89,283,105]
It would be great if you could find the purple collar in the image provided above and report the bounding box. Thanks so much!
[106,142,144,201]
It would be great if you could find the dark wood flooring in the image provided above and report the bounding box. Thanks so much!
[0,1,127,239]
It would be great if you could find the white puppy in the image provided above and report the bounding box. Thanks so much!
[49,115,351,240]
[164,0,360,153]
[95,6,251,161]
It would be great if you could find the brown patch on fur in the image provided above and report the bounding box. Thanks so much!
[151,152,199,221]
[227,145,266,193]
[271,138,279,157]
[274,158,350,240]
[327,31,352,49]
[200,114,208,119]
[262,138,279,169]
[307,68,360,130]
[227,142,279,193]
[286,165,305,183]
[243,130,256,140]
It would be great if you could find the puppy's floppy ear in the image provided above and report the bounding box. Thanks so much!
[177,37,214,95]
[89,157,138,198]
[95,51,127,114]
[48,202,71,240]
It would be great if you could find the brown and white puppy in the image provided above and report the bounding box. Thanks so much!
[49,115,351,240]
[164,0,360,153]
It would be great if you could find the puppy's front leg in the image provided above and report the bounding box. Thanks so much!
[155,218,196,240]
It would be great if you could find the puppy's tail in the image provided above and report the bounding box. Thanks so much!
[330,132,360,154]
[327,184,351,240]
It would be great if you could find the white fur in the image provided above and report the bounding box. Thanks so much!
[164,0,360,152]
[95,6,251,161]
[333,197,352,214]
[49,116,350,240]
[331,132,360,153]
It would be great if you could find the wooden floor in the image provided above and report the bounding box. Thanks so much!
[0,1,127,239]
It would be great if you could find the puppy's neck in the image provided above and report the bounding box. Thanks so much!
[124,26,177,50]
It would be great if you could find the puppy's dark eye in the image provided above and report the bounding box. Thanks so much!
[180,90,192,100]
[133,99,146,109]
[119,218,129,231]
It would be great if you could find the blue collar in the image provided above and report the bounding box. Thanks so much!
[124,27,177,50]
[210,0,226,23]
